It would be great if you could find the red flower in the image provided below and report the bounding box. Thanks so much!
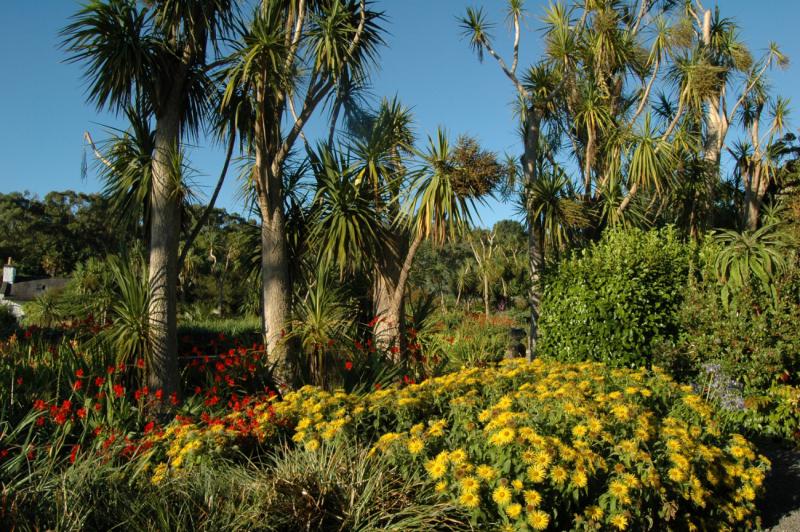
[69,444,80,464]
[194,386,202,395]
[169,392,179,406]
[344,360,353,371]
[76,407,87,419]
[33,399,46,410]
[113,384,125,398]
[389,345,399,354]
[75,368,84,378]
[107,365,115,375]
[94,402,103,412]
[154,389,163,401]
[354,341,364,350]
[374,383,382,390]
[135,358,145,369]
[143,421,155,434]
[94,376,105,387]
[73,380,83,391]
[16,376,23,386]
[35,417,46,426]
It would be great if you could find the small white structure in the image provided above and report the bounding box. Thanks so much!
[2,262,15,284]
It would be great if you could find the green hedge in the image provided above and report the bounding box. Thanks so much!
[537,227,690,368]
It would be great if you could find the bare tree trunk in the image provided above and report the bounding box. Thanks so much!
[701,9,728,199]
[523,108,543,359]
[483,274,490,319]
[147,110,180,399]
[382,231,424,362]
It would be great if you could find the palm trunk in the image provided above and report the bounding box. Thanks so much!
[382,231,424,362]
[147,110,181,399]
[259,184,291,383]
[523,108,543,359]
[701,9,728,200]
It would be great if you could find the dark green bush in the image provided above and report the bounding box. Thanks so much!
[538,227,691,368]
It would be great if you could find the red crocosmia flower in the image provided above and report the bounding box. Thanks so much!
[16,376,23,386]
[354,341,363,350]
[61,400,72,410]
[194,386,202,395]
[94,376,105,387]
[76,408,87,419]
[35,417,46,427]
[134,389,144,401]
[390,345,399,354]
[169,392,179,406]
[92,427,102,437]
[154,389,163,401]
[73,380,83,391]
[143,421,155,434]
[344,361,353,371]
[94,402,103,412]
[75,368,84,378]
[69,444,80,464]
[33,399,46,410]
[135,358,145,369]
[107,365,115,375]
[367,316,380,328]
[54,411,67,425]
[113,384,125,398]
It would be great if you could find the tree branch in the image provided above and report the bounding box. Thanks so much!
[83,131,113,169]
[178,130,236,269]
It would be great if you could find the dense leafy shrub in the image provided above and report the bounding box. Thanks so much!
[653,239,800,443]
[0,304,17,337]
[145,359,769,530]
[538,227,691,368]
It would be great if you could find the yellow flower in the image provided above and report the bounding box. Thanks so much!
[458,490,480,509]
[511,478,524,491]
[407,437,424,455]
[489,427,516,446]
[459,476,479,493]
[610,513,629,530]
[550,465,568,485]
[523,489,542,507]
[304,439,320,451]
[435,480,447,492]
[609,480,629,499]
[527,509,550,530]
[151,463,168,485]
[668,467,686,483]
[586,505,604,521]
[571,470,588,488]
[492,485,512,507]
[449,448,468,464]
[527,464,547,483]
[425,459,447,479]
[476,464,497,481]
[572,424,588,438]
[506,503,523,519]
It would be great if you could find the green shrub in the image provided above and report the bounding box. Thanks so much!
[0,304,17,337]
[538,227,690,368]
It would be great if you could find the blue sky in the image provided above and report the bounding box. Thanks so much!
[1,0,799,227]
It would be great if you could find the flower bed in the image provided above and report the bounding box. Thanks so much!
[145,359,769,530]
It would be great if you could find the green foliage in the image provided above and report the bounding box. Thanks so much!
[538,227,691,367]
[0,305,16,337]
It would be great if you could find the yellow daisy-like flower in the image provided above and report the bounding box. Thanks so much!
[668,467,686,483]
[586,505,604,521]
[572,424,588,438]
[304,439,320,452]
[449,448,468,464]
[572,470,588,488]
[609,480,629,499]
[527,509,550,530]
[492,485,513,507]
[489,427,516,446]
[527,464,547,483]
[610,513,629,530]
[459,476,479,493]
[458,490,480,509]
[425,459,447,479]
[506,503,523,519]
[407,437,424,455]
[550,465,568,485]
[523,489,542,507]
[476,464,497,481]
[435,480,447,493]
[512,479,524,491]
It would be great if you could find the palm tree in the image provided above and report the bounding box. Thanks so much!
[63,0,235,400]
[220,0,384,381]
